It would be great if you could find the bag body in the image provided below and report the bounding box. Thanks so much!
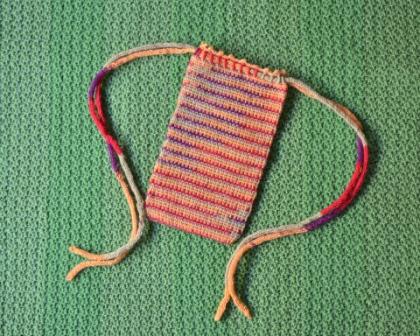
[145,44,288,244]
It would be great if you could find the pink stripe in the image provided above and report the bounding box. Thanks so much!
[162,146,261,181]
[185,81,280,114]
[180,101,275,136]
[153,168,253,203]
[147,190,245,224]
[166,133,265,169]
[147,213,232,244]
[146,202,241,234]
[175,111,272,147]
[149,177,241,212]
[187,69,285,102]
[183,91,279,126]
[169,123,268,159]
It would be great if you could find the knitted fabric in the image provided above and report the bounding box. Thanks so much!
[146,44,288,244]
[65,42,369,321]
[1,1,419,335]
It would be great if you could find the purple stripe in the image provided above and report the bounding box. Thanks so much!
[161,147,260,183]
[192,71,284,102]
[159,157,192,171]
[208,65,280,91]
[147,192,246,225]
[151,163,241,212]
[166,135,194,148]
[180,101,274,136]
[356,137,364,164]
[169,123,267,159]
[158,155,256,192]
[88,68,111,98]
[166,135,263,169]
[107,143,119,172]
[174,113,270,148]
[187,82,278,113]
[180,102,242,128]
[304,211,338,231]
[153,170,251,204]
[169,124,219,144]
[305,137,366,232]
[184,92,277,126]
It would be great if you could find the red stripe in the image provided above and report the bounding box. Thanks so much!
[176,111,272,147]
[168,132,265,169]
[147,190,222,219]
[149,177,241,212]
[183,91,279,126]
[184,81,280,114]
[153,167,253,203]
[89,93,123,155]
[321,145,368,216]
[321,163,362,215]
[147,189,246,223]
[169,123,268,159]
[351,146,369,197]
[147,213,232,244]
[163,145,261,181]
[95,85,105,123]
[181,101,275,136]
[158,154,258,191]
[187,68,285,102]
[146,202,241,234]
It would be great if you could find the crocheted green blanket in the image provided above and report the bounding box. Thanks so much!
[1,1,418,335]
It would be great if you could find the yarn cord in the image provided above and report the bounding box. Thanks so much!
[65,43,368,324]
[214,77,369,320]
[66,43,196,281]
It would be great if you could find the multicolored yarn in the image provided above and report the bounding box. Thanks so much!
[66,42,368,323]
[146,44,288,244]
[214,77,369,321]
[66,43,197,281]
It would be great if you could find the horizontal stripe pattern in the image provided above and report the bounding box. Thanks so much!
[146,50,287,244]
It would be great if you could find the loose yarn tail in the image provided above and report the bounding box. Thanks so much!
[215,77,369,320]
[66,43,196,281]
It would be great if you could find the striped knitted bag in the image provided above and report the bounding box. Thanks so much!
[66,43,369,321]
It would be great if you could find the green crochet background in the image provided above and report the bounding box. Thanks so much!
[1,1,419,335]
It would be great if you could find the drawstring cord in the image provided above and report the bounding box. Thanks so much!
[65,42,368,324]
[66,44,196,281]
[214,77,369,320]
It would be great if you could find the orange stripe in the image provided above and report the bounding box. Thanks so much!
[167,128,266,167]
[147,208,236,244]
[146,197,243,233]
[183,84,281,123]
[163,141,262,180]
[150,174,250,210]
[156,150,259,191]
[167,131,265,169]
[189,59,287,95]
[154,165,254,202]
[180,98,277,136]
[175,109,273,146]
[147,181,247,222]
[187,66,286,104]
[147,188,244,222]
[170,120,269,158]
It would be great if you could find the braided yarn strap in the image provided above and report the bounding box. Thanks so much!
[214,77,369,320]
[66,43,196,281]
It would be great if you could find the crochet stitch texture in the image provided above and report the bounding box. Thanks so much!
[146,44,288,244]
[1,1,419,335]
[65,42,368,321]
